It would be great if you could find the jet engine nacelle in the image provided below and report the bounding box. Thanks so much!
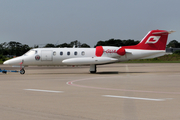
[95,46,126,57]
[117,47,126,56]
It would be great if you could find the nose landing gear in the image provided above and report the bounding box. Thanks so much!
[20,68,25,74]
[19,60,25,75]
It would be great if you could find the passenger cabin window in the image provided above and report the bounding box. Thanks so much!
[81,51,85,56]
[60,51,63,55]
[67,51,70,56]
[74,51,77,55]
[53,51,56,56]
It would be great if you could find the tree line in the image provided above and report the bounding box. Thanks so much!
[43,40,90,48]
[0,39,180,57]
[0,41,30,57]
[166,40,180,48]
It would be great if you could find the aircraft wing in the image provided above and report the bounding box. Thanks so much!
[62,57,118,65]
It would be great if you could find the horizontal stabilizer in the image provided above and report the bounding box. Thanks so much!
[152,30,175,35]
[168,30,176,34]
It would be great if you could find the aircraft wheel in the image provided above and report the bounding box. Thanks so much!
[90,64,97,74]
[20,68,25,74]
[2,71,7,74]
[90,70,96,73]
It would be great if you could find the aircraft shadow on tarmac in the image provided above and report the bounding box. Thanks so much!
[25,71,147,75]
[96,71,147,74]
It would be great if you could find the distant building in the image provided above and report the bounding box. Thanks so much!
[166,48,180,53]
[6,55,16,58]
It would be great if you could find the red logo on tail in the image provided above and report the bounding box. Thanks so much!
[145,36,160,44]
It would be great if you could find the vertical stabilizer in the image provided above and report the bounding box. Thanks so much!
[124,30,174,50]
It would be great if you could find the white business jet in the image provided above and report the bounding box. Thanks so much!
[3,30,174,74]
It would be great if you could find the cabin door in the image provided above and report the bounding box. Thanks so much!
[41,50,53,61]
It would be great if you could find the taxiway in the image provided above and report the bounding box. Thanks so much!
[0,63,180,120]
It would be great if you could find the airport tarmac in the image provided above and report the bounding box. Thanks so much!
[0,63,180,120]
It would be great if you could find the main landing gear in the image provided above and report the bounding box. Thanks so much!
[90,64,96,73]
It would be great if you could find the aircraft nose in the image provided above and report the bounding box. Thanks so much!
[3,57,24,65]
[3,60,9,65]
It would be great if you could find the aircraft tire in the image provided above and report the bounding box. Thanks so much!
[20,68,25,74]
[90,64,96,73]
[2,71,7,74]
[90,70,96,73]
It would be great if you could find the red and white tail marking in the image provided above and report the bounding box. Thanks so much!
[123,30,174,50]
[145,36,161,44]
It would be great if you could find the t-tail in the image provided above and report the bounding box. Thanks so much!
[123,30,175,50]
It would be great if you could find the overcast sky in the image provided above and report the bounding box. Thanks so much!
[0,0,179,47]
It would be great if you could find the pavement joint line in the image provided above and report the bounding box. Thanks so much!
[102,95,173,101]
[67,77,180,95]
[24,89,64,93]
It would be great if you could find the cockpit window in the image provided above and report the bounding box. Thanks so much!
[24,50,36,56]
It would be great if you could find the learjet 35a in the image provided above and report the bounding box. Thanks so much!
[3,30,174,74]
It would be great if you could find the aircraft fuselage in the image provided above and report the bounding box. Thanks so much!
[3,30,174,74]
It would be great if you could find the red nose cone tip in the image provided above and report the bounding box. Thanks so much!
[117,48,126,56]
